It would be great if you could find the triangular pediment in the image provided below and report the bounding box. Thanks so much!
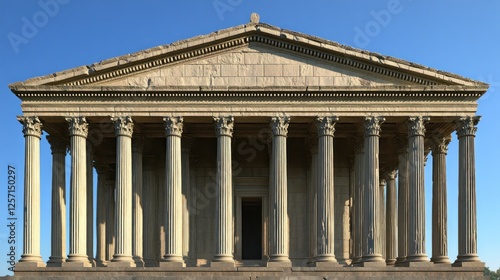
[10,21,487,93]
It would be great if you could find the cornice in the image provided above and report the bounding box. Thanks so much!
[9,22,489,91]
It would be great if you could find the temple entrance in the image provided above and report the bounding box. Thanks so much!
[241,197,262,260]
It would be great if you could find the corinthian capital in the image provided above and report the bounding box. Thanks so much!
[164,116,183,137]
[407,116,430,137]
[316,116,339,137]
[431,135,451,155]
[111,116,134,137]
[364,116,385,136]
[270,116,290,137]
[46,135,68,155]
[66,116,88,137]
[17,116,43,138]
[214,116,234,137]
[455,116,480,138]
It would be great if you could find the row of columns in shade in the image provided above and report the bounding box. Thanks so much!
[351,116,481,266]
[16,114,481,267]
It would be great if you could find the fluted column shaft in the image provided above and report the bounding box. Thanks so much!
[86,141,94,266]
[379,179,386,260]
[396,139,408,264]
[162,117,185,266]
[132,137,144,266]
[352,138,364,264]
[307,139,318,263]
[47,136,67,266]
[385,171,397,265]
[268,116,291,266]
[142,156,157,267]
[110,116,134,265]
[359,116,385,264]
[17,116,44,265]
[212,116,235,265]
[455,116,481,264]
[315,116,338,263]
[406,117,429,262]
[430,136,451,264]
[66,117,90,265]
[105,175,115,262]
[95,164,107,266]
[181,140,193,260]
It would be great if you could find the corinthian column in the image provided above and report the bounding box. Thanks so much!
[406,117,430,263]
[358,116,385,266]
[161,117,185,267]
[430,135,451,264]
[132,136,144,267]
[105,174,115,263]
[379,179,386,260]
[94,162,108,267]
[211,116,235,267]
[110,116,135,266]
[86,141,94,266]
[268,116,292,267]
[142,156,157,267]
[454,116,482,266]
[315,116,339,265]
[63,117,91,266]
[395,136,408,265]
[351,137,364,264]
[17,116,45,267]
[385,171,397,265]
[47,136,68,266]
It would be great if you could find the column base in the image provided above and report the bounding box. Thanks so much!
[313,261,341,268]
[267,255,292,268]
[133,256,145,267]
[454,254,481,264]
[61,260,92,268]
[405,254,429,263]
[453,260,484,268]
[315,254,337,263]
[351,257,362,265]
[395,256,406,265]
[385,259,396,266]
[66,254,91,264]
[355,254,385,266]
[18,254,44,263]
[95,260,107,267]
[398,261,434,268]
[143,258,157,267]
[88,257,96,267]
[46,257,65,267]
[109,254,136,267]
[160,255,185,268]
[431,256,451,264]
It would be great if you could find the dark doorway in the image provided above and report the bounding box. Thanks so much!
[241,197,262,260]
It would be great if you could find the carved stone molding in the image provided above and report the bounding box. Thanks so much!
[66,116,88,137]
[455,116,480,138]
[18,116,43,138]
[316,116,339,137]
[164,116,184,137]
[431,135,451,155]
[364,116,385,137]
[270,116,290,137]
[407,116,430,137]
[111,116,134,137]
[385,170,398,181]
[214,116,234,137]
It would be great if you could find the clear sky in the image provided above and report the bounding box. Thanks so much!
[1,0,499,276]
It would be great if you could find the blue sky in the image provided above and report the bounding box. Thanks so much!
[1,0,499,275]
